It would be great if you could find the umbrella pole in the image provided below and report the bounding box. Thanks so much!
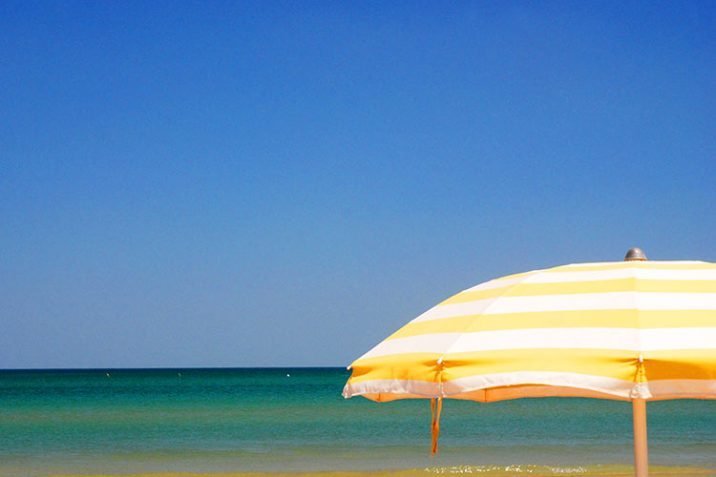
[632,398,649,477]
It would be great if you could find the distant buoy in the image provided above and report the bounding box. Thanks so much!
[106,373,110,377]
[286,374,290,377]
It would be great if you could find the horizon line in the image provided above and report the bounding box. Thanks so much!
[0,365,349,372]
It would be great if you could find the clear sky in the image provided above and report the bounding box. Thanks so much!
[1,1,714,369]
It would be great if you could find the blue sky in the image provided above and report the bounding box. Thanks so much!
[1,1,714,368]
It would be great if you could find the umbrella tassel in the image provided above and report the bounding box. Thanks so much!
[430,397,443,455]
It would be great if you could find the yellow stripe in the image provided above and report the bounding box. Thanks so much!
[442,279,716,304]
[643,349,716,380]
[350,352,443,384]
[349,349,634,384]
[440,349,637,382]
[348,348,716,385]
[388,310,716,339]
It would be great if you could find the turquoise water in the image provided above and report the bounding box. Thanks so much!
[0,368,714,475]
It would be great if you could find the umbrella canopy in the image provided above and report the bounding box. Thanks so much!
[342,250,716,476]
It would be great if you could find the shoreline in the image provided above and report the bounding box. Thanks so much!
[44,465,716,477]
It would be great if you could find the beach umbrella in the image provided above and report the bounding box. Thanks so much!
[343,248,716,477]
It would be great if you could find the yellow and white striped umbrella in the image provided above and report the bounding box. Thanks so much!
[342,250,716,475]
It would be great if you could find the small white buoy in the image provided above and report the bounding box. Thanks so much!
[106,373,110,377]
[286,374,290,377]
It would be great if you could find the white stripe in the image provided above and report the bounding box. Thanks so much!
[342,379,439,399]
[344,376,716,401]
[443,371,636,399]
[452,264,716,305]
[560,260,706,269]
[343,372,636,400]
[525,268,716,283]
[360,328,716,358]
[358,333,459,360]
[414,292,716,322]
[445,375,716,400]
[461,267,716,294]
[447,327,716,353]
[641,379,716,400]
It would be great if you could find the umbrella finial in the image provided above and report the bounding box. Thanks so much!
[625,248,648,261]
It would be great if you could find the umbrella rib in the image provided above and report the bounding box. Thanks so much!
[435,270,542,397]
[628,267,650,399]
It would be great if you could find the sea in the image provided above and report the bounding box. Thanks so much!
[0,368,714,476]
